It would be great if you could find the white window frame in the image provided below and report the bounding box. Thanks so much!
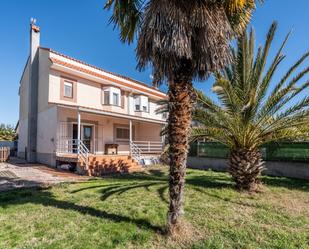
[102,86,121,106]
[103,91,110,105]
[64,81,73,98]
[134,95,149,112]
[113,92,119,106]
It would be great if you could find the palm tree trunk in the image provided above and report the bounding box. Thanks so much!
[167,60,195,235]
[229,148,264,191]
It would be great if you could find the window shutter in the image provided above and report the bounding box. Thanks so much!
[121,91,125,108]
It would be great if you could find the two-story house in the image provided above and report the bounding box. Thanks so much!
[18,21,167,175]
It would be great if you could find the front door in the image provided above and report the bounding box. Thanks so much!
[72,124,78,153]
[82,125,93,152]
[72,124,93,153]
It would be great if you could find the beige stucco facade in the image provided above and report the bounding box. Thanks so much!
[18,28,167,166]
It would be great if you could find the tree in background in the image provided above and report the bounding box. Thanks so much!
[0,124,17,141]
[104,0,260,234]
[192,22,309,191]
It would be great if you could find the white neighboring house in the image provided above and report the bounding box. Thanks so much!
[18,22,167,169]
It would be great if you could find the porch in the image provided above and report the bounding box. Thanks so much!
[55,106,165,171]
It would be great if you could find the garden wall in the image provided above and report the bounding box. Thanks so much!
[187,157,309,180]
[0,141,16,149]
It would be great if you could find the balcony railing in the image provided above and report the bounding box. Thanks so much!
[56,138,163,155]
[133,141,163,154]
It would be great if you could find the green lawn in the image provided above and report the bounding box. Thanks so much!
[0,166,308,249]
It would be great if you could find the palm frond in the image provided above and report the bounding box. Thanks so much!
[192,22,309,150]
[104,0,145,43]
[106,0,258,85]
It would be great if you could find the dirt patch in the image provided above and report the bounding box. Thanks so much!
[265,191,309,216]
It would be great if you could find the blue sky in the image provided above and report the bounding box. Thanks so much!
[0,0,308,125]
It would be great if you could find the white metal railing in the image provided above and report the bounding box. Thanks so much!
[56,138,78,154]
[133,141,163,154]
[56,139,89,169]
[78,139,89,169]
[57,139,162,155]
[130,141,142,163]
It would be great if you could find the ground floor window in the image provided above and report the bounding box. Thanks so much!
[114,125,134,141]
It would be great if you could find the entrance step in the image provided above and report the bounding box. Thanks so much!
[79,155,144,176]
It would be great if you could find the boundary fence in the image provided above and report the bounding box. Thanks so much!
[0,147,10,162]
[189,142,309,162]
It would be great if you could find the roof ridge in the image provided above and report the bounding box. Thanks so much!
[40,47,165,94]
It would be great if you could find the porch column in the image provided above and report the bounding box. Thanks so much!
[77,110,81,153]
[129,120,132,155]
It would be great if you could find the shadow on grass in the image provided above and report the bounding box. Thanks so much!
[99,181,164,201]
[261,175,309,191]
[1,167,307,236]
[0,186,163,233]
[186,175,234,189]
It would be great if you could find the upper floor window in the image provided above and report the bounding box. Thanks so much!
[104,91,110,105]
[60,77,76,102]
[134,95,149,112]
[102,86,121,106]
[64,81,73,98]
[113,92,119,106]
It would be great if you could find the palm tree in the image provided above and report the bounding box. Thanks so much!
[192,22,309,191]
[104,0,260,234]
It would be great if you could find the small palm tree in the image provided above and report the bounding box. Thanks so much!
[104,0,260,233]
[192,22,309,191]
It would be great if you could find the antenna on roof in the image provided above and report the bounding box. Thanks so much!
[30,17,37,25]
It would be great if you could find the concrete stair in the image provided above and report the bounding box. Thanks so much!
[79,155,144,176]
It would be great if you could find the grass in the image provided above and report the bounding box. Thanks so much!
[0,166,308,249]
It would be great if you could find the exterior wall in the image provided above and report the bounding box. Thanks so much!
[49,69,165,120]
[49,70,131,114]
[36,106,58,166]
[38,49,51,112]
[135,122,162,142]
[18,48,53,162]
[48,52,167,122]
[187,157,309,180]
[133,100,163,120]
[18,59,30,158]
[57,107,163,155]
[17,119,28,158]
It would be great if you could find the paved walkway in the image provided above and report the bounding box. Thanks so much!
[0,158,89,192]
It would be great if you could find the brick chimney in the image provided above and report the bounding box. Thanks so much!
[27,18,40,162]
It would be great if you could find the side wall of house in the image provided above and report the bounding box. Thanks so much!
[36,106,58,166]
[17,59,30,159]
[36,49,58,166]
